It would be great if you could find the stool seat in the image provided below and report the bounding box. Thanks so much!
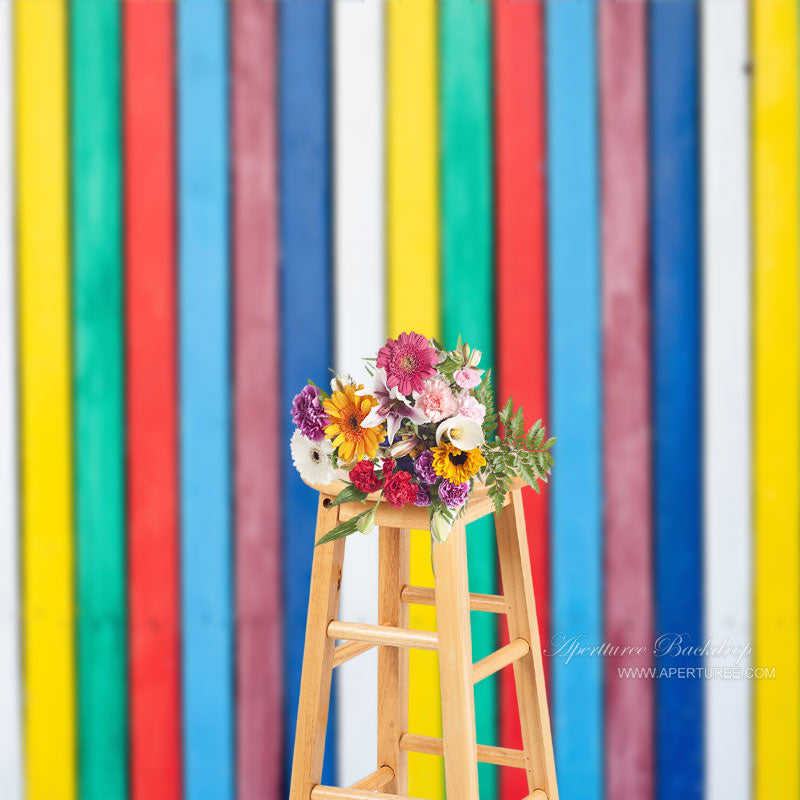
[289,482,558,800]
[303,475,527,531]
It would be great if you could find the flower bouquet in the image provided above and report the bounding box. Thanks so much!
[290,332,555,545]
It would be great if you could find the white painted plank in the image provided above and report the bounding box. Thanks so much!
[701,3,751,798]
[0,1,22,795]
[333,0,385,785]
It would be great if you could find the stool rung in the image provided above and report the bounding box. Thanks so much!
[400,584,508,614]
[524,791,548,800]
[472,637,530,684]
[348,765,394,790]
[399,733,527,769]
[327,620,438,651]
[332,640,376,668]
[311,787,424,800]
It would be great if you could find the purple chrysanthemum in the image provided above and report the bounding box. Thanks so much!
[438,479,470,509]
[414,485,432,507]
[414,450,437,485]
[291,384,329,442]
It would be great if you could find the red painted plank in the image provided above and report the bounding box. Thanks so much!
[599,4,654,799]
[494,2,549,796]
[231,3,283,798]
[123,3,183,798]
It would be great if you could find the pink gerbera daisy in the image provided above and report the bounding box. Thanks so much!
[376,332,438,395]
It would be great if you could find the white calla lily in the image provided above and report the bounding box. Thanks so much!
[435,415,485,450]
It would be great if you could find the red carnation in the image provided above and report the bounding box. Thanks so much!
[349,459,383,493]
[383,470,417,509]
[381,457,396,478]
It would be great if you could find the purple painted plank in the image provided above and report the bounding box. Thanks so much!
[231,3,283,797]
[599,4,655,799]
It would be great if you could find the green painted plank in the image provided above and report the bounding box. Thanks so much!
[439,1,496,796]
[70,2,127,797]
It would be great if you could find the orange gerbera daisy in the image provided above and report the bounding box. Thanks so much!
[323,384,384,462]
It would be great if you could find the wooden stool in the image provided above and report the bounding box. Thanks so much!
[289,479,558,800]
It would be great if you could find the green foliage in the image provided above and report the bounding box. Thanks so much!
[428,493,455,528]
[482,399,556,514]
[330,484,369,506]
[306,378,329,399]
[316,507,375,545]
[437,353,463,378]
[314,483,372,546]
[473,368,497,441]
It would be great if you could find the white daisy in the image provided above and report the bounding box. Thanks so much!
[290,430,335,485]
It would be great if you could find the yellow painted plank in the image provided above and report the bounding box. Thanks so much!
[15,1,75,797]
[386,0,443,795]
[752,0,800,796]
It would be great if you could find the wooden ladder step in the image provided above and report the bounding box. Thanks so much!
[347,765,395,791]
[399,733,527,769]
[472,637,530,683]
[327,620,438,651]
[524,791,548,800]
[332,640,376,668]
[311,787,425,800]
[400,584,508,614]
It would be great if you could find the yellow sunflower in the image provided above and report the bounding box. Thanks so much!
[431,442,486,484]
[323,384,383,462]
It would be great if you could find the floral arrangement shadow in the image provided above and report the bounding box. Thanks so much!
[290,332,555,545]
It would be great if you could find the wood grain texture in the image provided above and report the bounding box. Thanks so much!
[495,491,558,799]
[650,4,703,797]
[700,2,752,798]
[494,2,549,796]
[378,527,410,795]
[177,2,234,796]
[473,639,530,686]
[386,0,443,792]
[598,4,654,798]
[433,521,480,800]
[0,0,21,794]
[348,766,394,791]
[231,2,282,798]
[312,788,425,800]
[15,1,75,795]
[333,641,376,669]
[439,0,497,793]
[401,586,507,615]
[279,0,336,784]
[400,735,525,769]
[328,622,437,651]
[123,2,182,797]
[753,0,800,795]
[544,1,602,796]
[70,2,126,796]
[333,0,384,779]
[289,501,346,800]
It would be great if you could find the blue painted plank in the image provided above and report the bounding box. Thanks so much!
[649,2,703,797]
[545,2,603,797]
[279,0,335,786]
[177,2,234,797]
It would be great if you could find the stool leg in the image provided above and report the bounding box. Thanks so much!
[289,498,346,800]
[433,519,480,800]
[377,526,410,793]
[496,489,558,799]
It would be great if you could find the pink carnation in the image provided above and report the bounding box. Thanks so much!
[416,377,458,422]
[454,367,482,389]
[457,392,486,423]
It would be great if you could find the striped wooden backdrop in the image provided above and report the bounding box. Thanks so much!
[2,1,796,798]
